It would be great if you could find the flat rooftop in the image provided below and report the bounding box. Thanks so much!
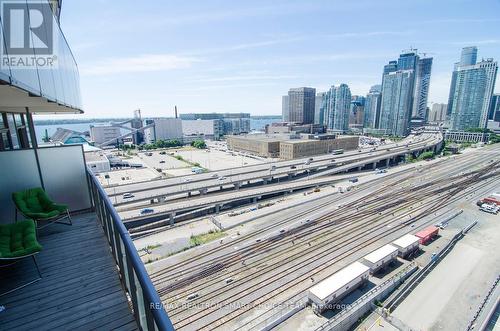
[85,152,109,162]
[0,213,137,330]
[393,234,420,249]
[363,244,398,264]
[309,261,370,300]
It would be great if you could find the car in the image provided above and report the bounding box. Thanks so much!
[140,208,154,215]
[218,176,227,180]
[183,178,191,182]
[290,165,297,169]
[211,173,219,178]
[304,160,311,165]
[159,160,165,164]
[309,158,314,161]
[330,159,336,163]
[159,151,167,155]
[123,193,134,199]
[349,177,358,183]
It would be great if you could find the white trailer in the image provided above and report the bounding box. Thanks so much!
[392,234,420,258]
[308,262,370,313]
[362,244,398,274]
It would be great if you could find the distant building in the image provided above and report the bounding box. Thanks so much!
[449,65,487,130]
[286,87,316,124]
[143,118,182,144]
[282,95,290,122]
[179,113,250,135]
[364,85,382,129]
[314,92,326,125]
[490,94,500,120]
[222,118,251,135]
[428,103,447,123]
[226,133,359,159]
[324,84,352,132]
[182,119,223,140]
[265,122,325,134]
[350,96,365,126]
[446,47,479,116]
[444,130,490,143]
[85,152,111,173]
[412,57,433,120]
[379,69,415,136]
[90,125,121,146]
[51,128,90,145]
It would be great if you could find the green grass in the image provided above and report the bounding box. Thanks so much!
[190,230,225,246]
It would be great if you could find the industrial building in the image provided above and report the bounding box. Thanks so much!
[182,119,223,140]
[415,226,439,245]
[143,118,183,144]
[179,113,250,135]
[361,244,398,274]
[444,130,490,143]
[308,261,370,313]
[50,128,90,145]
[226,135,282,157]
[85,152,111,173]
[265,122,326,135]
[279,135,359,160]
[392,234,420,258]
[90,125,121,145]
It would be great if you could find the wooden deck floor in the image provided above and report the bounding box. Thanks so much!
[0,213,138,331]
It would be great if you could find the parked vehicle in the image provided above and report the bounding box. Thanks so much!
[349,177,359,183]
[480,204,499,215]
[123,193,134,199]
[140,208,154,215]
[290,165,297,169]
[159,160,165,164]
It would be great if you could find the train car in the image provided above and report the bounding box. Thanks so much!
[415,226,439,245]
[361,244,398,274]
[308,262,369,314]
[392,234,420,258]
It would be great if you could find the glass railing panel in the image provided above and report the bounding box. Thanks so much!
[0,14,12,81]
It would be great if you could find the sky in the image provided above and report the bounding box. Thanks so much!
[55,0,500,119]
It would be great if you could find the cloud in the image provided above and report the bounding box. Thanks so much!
[80,54,201,75]
[449,39,500,46]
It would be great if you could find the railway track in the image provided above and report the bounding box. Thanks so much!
[150,149,500,330]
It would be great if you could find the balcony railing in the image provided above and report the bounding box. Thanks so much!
[87,167,175,331]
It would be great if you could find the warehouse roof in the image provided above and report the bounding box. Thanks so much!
[309,262,369,300]
[363,244,398,264]
[392,234,420,249]
[415,226,439,239]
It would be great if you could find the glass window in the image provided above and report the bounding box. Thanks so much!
[7,114,19,149]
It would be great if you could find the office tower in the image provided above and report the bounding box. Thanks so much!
[383,61,398,75]
[314,92,326,125]
[428,103,447,122]
[447,46,479,115]
[490,94,500,121]
[477,59,498,127]
[324,84,351,132]
[460,46,478,66]
[287,87,316,124]
[364,85,382,129]
[397,51,419,71]
[412,57,433,120]
[282,95,290,122]
[449,67,487,130]
[379,70,415,136]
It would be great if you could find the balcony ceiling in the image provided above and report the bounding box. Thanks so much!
[0,83,83,114]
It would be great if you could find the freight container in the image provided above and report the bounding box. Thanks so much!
[392,234,420,258]
[415,226,439,245]
[308,262,369,313]
[483,196,500,206]
[361,244,398,274]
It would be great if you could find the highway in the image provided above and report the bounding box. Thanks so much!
[145,143,500,331]
[109,132,442,212]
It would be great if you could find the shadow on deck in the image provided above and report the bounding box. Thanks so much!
[0,213,138,331]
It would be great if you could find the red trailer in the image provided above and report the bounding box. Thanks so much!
[483,196,500,206]
[415,226,439,245]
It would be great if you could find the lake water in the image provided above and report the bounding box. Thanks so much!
[34,118,282,143]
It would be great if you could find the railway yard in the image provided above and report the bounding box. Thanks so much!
[144,143,500,330]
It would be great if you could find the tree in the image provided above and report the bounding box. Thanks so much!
[191,140,206,149]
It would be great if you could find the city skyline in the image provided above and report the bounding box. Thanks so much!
[50,0,500,119]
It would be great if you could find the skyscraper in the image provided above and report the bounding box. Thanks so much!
[490,94,500,121]
[412,57,433,120]
[314,92,326,125]
[364,85,382,129]
[450,66,487,130]
[447,46,478,116]
[350,96,365,126]
[286,87,316,124]
[448,47,497,130]
[282,95,290,122]
[324,84,351,132]
[428,103,447,122]
[379,70,415,136]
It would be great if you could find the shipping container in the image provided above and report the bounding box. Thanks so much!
[392,234,420,258]
[308,262,369,313]
[415,226,439,245]
[361,244,398,274]
[483,196,500,206]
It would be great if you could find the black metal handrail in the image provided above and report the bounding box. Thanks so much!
[87,168,174,331]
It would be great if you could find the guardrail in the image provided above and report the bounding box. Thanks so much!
[87,168,175,331]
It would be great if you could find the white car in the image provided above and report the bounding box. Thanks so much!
[123,193,134,199]
[218,176,227,180]
[211,173,219,178]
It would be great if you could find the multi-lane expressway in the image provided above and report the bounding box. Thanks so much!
[110,132,443,222]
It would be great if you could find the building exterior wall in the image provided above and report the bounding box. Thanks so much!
[412,57,433,120]
[314,92,326,125]
[182,119,222,140]
[226,136,281,157]
[364,86,382,129]
[279,136,359,160]
[287,87,316,124]
[144,118,182,144]
[282,95,290,122]
[444,130,490,143]
[90,125,121,145]
[429,103,447,123]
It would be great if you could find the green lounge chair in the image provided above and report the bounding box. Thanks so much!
[0,220,43,296]
[12,187,72,230]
